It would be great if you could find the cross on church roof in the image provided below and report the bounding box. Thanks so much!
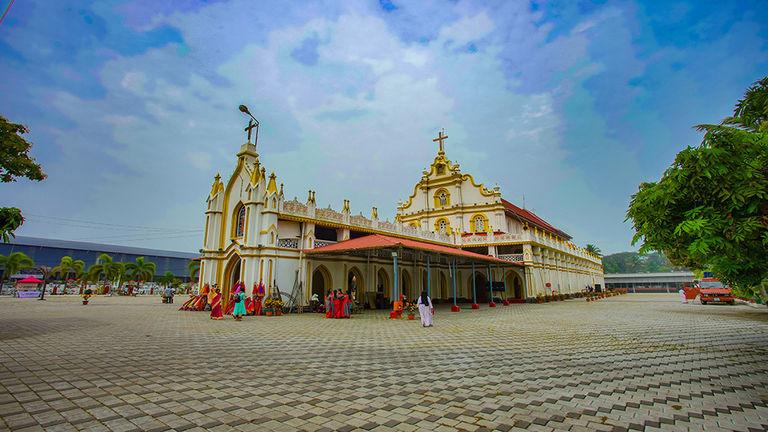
[432,129,448,153]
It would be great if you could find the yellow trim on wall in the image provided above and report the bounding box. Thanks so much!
[433,188,451,208]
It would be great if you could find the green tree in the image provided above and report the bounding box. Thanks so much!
[188,260,200,282]
[38,265,52,300]
[0,252,35,287]
[0,116,46,242]
[158,271,176,289]
[585,244,602,256]
[125,256,156,294]
[627,77,768,295]
[52,256,86,291]
[87,254,120,286]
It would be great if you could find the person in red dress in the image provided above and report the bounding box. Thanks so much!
[325,292,334,318]
[333,290,344,319]
[342,292,351,318]
[253,281,265,316]
[209,288,223,320]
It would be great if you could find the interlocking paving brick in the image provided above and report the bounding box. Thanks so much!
[0,294,767,431]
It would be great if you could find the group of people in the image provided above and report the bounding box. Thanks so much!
[179,281,267,321]
[324,290,354,318]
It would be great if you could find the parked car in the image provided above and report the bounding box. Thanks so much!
[699,278,735,305]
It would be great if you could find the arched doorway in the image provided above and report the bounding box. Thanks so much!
[376,268,389,309]
[400,269,412,301]
[438,272,448,302]
[467,271,488,303]
[505,271,524,299]
[311,265,332,300]
[347,266,363,296]
[222,254,242,306]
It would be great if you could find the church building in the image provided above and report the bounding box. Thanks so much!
[197,127,604,309]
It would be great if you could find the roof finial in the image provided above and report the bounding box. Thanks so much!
[432,128,448,154]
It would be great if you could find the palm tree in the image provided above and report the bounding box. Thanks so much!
[38,266,52,300]
[585,244,602,256]
[159,271,176,289]
[0,252,35,291]
[52,256,86,293]
[125,256,156,294]
[188,260,200,282]
[87,254,120,293]
[113,262,126,292]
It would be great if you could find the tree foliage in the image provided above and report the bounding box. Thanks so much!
[602,251,688,274]
[627,77,768,289]
[52,256,86,281]
[0,252,35,284]
[1,115,46,243]
[585,244,602,256]
[125,256,156,285]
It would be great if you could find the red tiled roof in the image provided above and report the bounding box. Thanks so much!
[501,199,571,239]
[305,234,522,265]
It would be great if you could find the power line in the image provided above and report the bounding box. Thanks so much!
[0,0,15,25]
[25,213,201,232]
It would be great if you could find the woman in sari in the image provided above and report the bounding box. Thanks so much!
[325,292,334,318]
[179,294,196,311]
[333,290,344,319]
[210,288,223,320]
[343,292,352,318]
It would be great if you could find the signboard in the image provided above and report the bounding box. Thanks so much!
[17,291,39,298]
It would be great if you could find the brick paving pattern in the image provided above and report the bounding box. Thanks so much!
[0,294,767,431]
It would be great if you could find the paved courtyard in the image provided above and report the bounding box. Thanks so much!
[0,294,767,432]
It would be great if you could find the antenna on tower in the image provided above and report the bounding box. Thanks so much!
[522,194,526,209]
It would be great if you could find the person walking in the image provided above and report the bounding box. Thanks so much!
[679,288,687,304]
[417,290,434,327]
[232,285,247,321]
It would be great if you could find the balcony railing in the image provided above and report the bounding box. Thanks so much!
[313,239,336,248]
[498,254,524,262]
[277,238,299,249]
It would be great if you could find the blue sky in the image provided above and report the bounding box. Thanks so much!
[0,0,766,253]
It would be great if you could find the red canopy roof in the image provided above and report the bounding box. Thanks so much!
[502,199,571,239]
[305,234,522,265]
[17,276,43,284]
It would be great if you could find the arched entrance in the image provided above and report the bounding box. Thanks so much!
[438,272,448,302]
[311,265,332,300]
[400,269,412,301]
[347,266,363,296]
[375,268,389,309]
[505,271,524,299]
[467,271,488,303]
[222,254,242,306]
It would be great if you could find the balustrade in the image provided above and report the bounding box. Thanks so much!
[277,238,299,249]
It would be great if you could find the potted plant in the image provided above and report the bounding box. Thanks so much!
[273,298,284,316]
[536,294,544,304]
[263,298,275,316]
[405,303,417,320]
[82,288,93,305]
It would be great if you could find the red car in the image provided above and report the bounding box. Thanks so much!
[699,278,735,305]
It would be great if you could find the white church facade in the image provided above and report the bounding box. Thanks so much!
[197,130,604,308]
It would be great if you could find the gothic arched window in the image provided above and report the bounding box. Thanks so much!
[234,205,246,238]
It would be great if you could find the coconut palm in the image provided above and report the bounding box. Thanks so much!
[158,271,176,289]
[113,262,126,292]
[585,244,602,256]
[52,256,86,293]
[125,256,156,294]
[38,266,52,300]
[87,254,120,292]
[0,252,35,290]
[188,260,200,282]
